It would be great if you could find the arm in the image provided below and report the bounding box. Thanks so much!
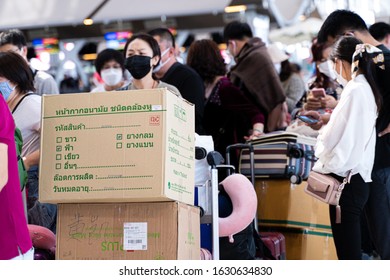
[23,149,40,171]
[317,88,375,172]
[284,74,306,112]
[218,79,265,139]
[0,143,8,191]
[379,124,390,137]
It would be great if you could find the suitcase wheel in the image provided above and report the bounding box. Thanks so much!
[290,174,302,184]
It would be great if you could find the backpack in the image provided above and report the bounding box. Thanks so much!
[15,127,28,191]
[12,94,31,191]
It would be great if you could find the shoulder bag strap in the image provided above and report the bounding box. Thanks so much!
[12,93,31,114]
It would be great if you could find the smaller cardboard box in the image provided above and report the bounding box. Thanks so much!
[256,180,331,231]
[39,89,195,204]
[56,202,200,260]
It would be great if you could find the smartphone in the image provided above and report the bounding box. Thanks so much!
[311,88,326,98]
[298,115,319,124]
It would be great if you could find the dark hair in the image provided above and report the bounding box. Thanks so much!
[147,28,176,48]
[330,36,382,111]
[0,29,27,48]
[123,33,161,67]
[95,48,125,75]
[310,38,335,90]
[369,22,390,42]
[317,10,368,44]
[223,21,253,42]
[279,60,294,82]
[0,52,34,93]
[186,39,226,85]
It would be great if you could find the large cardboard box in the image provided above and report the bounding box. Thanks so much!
[256,180,331,231]
[39,89,195,204]
[56,202,200,260]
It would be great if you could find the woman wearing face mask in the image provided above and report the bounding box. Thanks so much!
[119,33,180,96]
[0,77,33,260]
[91,48,131,92]
[311,36,383,259]
[304,39,342,112]
[0,51,57,234]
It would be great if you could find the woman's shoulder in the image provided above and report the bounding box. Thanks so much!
[23,93,41,105]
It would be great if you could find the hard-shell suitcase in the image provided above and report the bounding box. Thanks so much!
[239,131,317,184]
[259,231,287,260]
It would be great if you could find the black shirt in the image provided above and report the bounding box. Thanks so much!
[161,62,205,134]
[374,44,390,169]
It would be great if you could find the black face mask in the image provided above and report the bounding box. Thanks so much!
[124,55,151,79]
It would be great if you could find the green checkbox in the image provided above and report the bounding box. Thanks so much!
[116,134,123,140]
[55,163,61,169]
[116,142,123,149]
[56,137,62,143]
[56,154,62,160]
[56,146,62,152]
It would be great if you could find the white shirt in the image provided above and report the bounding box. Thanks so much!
[13,94,41,157]
[313,75,377,182]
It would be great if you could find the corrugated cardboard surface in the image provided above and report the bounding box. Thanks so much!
[39,89,195,204]
[256,180,331,231]
[56,202,200,260]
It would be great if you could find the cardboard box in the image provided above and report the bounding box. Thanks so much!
[39,89,195,204]
[56,202,200,260]
[274,228,337,260]
[256,180,332,231]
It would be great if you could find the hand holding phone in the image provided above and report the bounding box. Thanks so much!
[311,88,326,98]
[298,115,320,124]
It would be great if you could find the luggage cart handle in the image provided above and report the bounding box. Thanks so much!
[225,143,255,184]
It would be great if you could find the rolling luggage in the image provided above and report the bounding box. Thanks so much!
[239,131,317,184]
[259,232,287,260]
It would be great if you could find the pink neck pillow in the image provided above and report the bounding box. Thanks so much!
[218,173,257,241]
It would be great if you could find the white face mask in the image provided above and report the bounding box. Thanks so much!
[334,61,348,87]
[318,60,336,80]
[101,68,123,86]
[274,63,281,74]
[153,48,171,73]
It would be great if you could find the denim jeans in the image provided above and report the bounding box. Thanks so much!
[365,166,390,259]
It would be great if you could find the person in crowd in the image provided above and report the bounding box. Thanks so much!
[59,71,80,94]
[311,9,390,259]
[223,21,288,132]
[187,40,265,260]
[305,39,341,111]
[369,22,390,50]
[312,36,383,259]
[119,33,180,96]
[0,83,33,260]
[186,39,265,161]
[148,28,205,134]
[91,48,131,93]
[268,44,306,113]
[0,51,57,233]
[0,29,59,96]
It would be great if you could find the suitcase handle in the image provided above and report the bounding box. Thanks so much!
[226,143,255,184]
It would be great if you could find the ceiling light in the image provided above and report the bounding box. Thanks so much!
[83,0,110,26]
[83,18,94,26]
[224,5,247,13]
